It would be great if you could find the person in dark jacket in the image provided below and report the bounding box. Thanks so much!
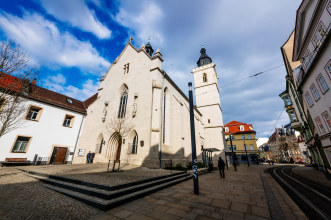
[218,157,225,178]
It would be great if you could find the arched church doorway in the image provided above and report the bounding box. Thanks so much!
[106,132,122,162]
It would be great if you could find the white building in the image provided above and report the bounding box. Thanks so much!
[0,75,86,165]
[73,40,226,168]
[293,0,331,171]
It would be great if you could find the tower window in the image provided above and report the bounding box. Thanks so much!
[208,119,210,123]
[203,73,207,82]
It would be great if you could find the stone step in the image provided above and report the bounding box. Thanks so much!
[43,174,192,211]
[28,172,189,200]
[21,169,186,191]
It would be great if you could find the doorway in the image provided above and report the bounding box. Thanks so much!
[50,147,68,165]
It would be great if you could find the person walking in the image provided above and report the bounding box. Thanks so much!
[90,152,95,163]
[218,157,225,178]
[86,151,91,164]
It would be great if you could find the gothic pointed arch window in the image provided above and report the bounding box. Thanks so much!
[118,87,128,118]
[163,88,168,143]
[203,73,207,82]
[131,131,138,154]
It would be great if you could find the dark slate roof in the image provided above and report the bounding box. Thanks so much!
[197,48,212,67]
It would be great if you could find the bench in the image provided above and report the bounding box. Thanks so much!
[1,158,31,166]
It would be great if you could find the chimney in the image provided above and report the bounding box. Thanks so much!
[21,79,30,96]
[31,78,37,85]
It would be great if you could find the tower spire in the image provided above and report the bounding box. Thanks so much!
[197,47,212,67]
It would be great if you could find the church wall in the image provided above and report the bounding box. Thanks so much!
[74,43,208,168]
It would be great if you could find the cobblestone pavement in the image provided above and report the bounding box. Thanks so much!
[0,167,100,220]
[291,166,331,189]
[19,163,180,186]
[94,165,307,220]
[0,164,307,220]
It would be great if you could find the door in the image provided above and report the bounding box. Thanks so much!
[51,147,68,165]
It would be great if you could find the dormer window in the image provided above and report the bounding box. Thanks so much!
[66,98,73,104]
[240,125,244,131]
[203,73,207,82]
[225,127,229,132]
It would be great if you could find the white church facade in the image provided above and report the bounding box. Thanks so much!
[73,39,226,168]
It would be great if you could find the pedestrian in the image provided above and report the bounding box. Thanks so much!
[271,160,274,165]
[90,152,95,163]
[218,157,225,178]
[86,151,91,164]
[268,160,271,165]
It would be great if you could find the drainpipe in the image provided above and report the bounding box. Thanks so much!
[71,114,85,163]
[159,71,166,168]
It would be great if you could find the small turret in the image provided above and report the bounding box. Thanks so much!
[145,40,154,56]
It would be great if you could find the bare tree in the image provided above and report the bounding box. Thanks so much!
[106,113,134,162]
[0,40,39,138]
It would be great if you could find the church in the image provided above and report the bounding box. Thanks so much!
[73,39,226,168]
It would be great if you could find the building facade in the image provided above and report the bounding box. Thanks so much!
[224,121,259,164]
[72,40,226,168]
[268,125,304,163]
[279,30,323,167]
[0,75,86,165]
[292,0,331,172]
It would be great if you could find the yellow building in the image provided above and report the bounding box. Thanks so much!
[224,121,259,163]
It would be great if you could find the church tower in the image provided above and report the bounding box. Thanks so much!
[192,47,226,152]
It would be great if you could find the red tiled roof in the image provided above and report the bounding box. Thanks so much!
[224,120,255,134]
[83,93,98,109]
[0,73,87,114]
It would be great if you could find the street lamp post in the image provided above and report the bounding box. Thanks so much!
[229,132,237,171]
[244,141,250,167]
[188,82,199,195]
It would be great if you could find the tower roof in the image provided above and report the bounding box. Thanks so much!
[145,41,154,56]
[197,47,212,67]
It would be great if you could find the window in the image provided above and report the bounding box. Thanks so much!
[208,119,210,123]
[131,133,138,154]
[231,135,235,140]
[315,116,326,135]
[11,136,31,153]
[310,84,320,100]
[284,96,292,106]
[244,145,248,150]
[242,135,246,140]
[123,63,129,74]
[228,145,237,151]
[250,145,254,150]
[225,127,229,132]
[312,22,326,47]
[26,106,42,121]
[325,59,331,80]
[303,49,313,70]
[247,134,252,139]
[163,89,167,143]
[305,92,314,107]
[240,125,244,131]
[63,115,74,127]
[289,111,297,122]
[118,88,128,118]
[203,73,207,82]
[321,111,331,131]
[0,98,6,111]
[317,74,329,94]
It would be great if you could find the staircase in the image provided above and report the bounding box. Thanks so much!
[22,169,192,211]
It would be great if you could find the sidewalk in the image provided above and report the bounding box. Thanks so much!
[91,165,307,220]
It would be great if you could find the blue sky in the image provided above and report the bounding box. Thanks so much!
[0,0,302,138]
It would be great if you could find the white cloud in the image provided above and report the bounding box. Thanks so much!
[115,1,164,45]
[38,0,111,39]
[42,73,99,100]
[0,11,110,73]
[114,0,300,138]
